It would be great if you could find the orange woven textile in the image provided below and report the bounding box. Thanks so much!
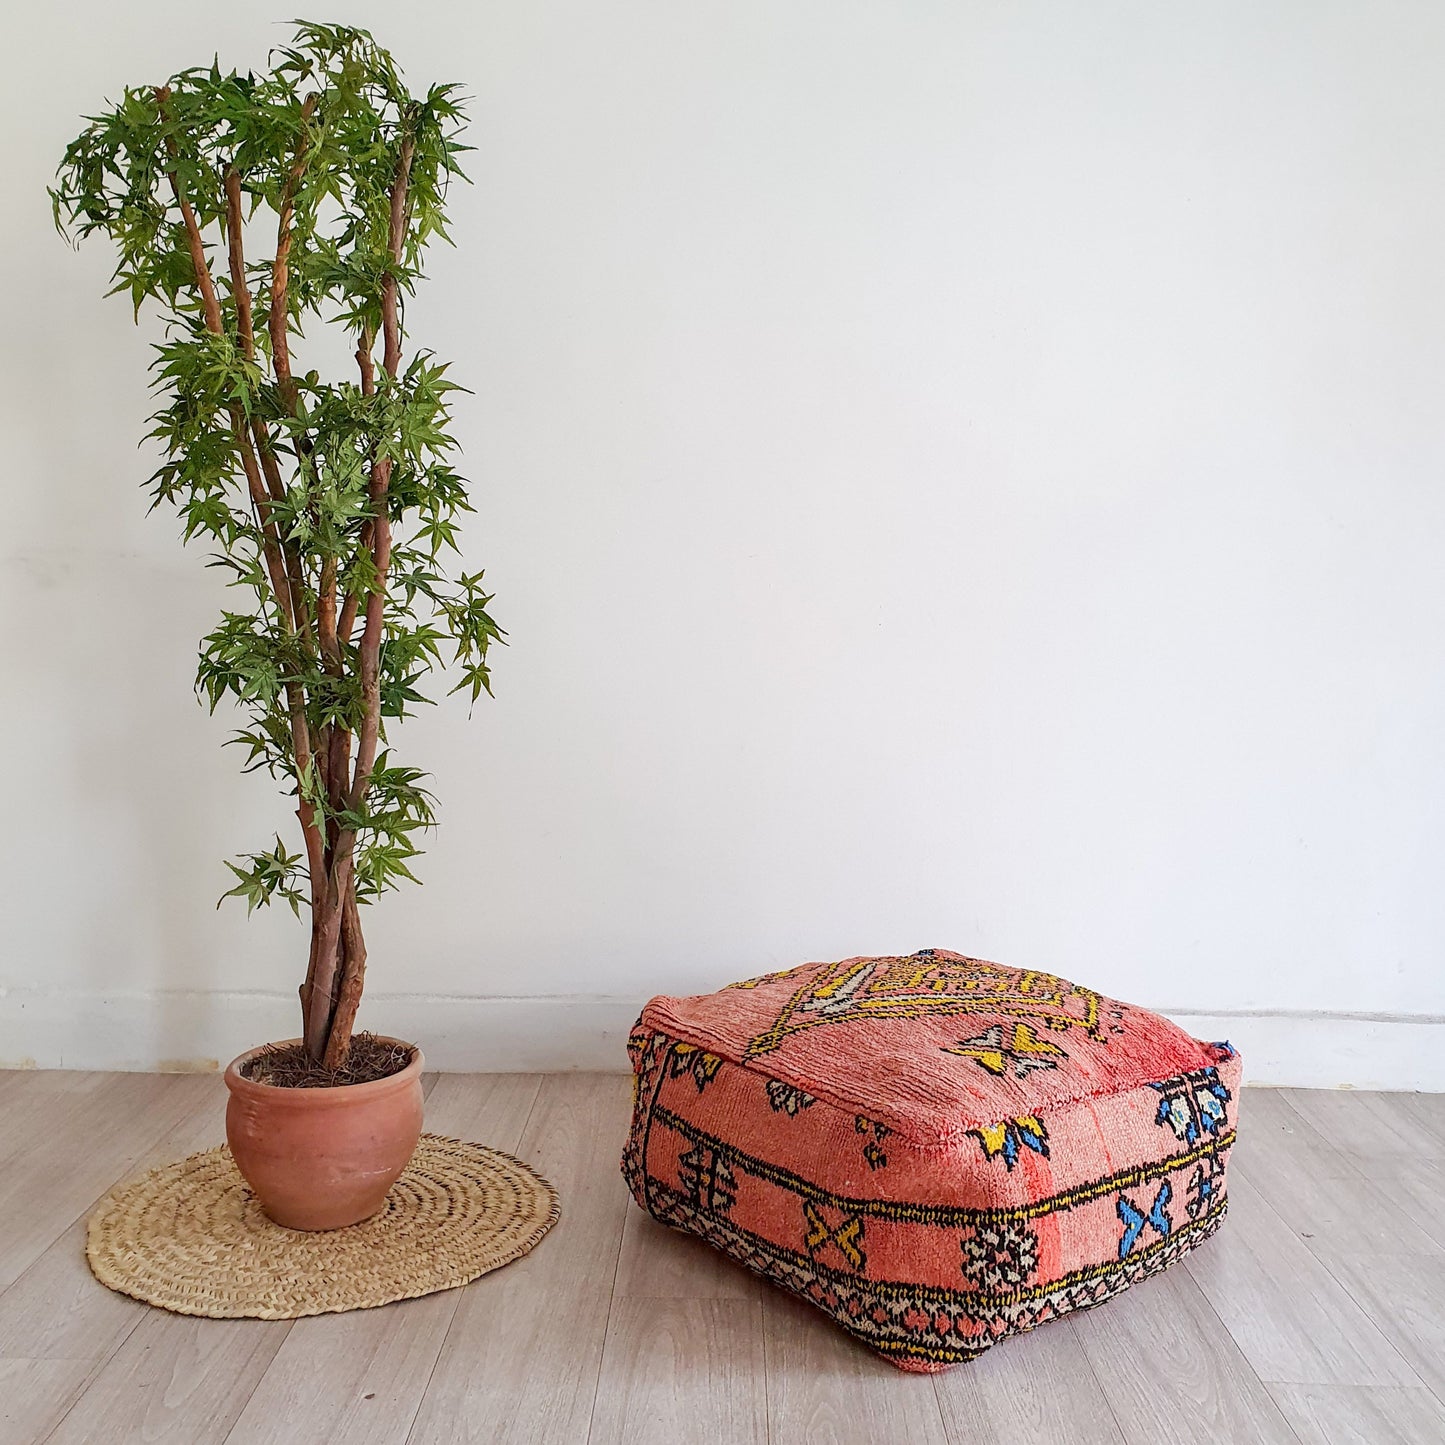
[622,949,1240,1371]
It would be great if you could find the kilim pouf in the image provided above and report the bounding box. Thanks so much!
[621,949,1240,1371]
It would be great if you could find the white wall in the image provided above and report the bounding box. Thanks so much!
[3,2,1443,1086]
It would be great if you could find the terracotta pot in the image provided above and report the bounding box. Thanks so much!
[223,1036,424,1231]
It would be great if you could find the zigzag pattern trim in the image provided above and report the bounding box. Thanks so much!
[645,1180,1228,1365]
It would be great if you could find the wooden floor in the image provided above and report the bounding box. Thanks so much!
[1,1074,1443,1444]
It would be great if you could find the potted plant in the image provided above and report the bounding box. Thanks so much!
[53,23,499,1230]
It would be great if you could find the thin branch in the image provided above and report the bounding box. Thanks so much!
[335,325,376,647]
[226,165,314,647]
[349,130,415,811]
[156,89,223,336]
[223,167,256,359]
[159,90,326,909]
[316,553,348,824]
[263,97,323,653]
[326,725,351,847]
[167,157,292,637]
[306,130,415,1059]
[336,582,362,655]
[355,324,376,396]
[233,431,291,622]
[317,557,341,668]
[270,93,318,412]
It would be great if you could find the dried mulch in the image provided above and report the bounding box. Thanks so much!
[240,1033,414,1088]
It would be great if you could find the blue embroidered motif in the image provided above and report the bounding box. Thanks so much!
[1150,1068,1232,1146]
[1117,1181,1173,1258]
[1187,1155,1225,1219]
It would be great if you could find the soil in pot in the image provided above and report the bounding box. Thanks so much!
[224,1034,425,1232]
[240,1033,414,1088]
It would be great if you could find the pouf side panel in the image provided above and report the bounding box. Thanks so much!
[622,1025,1240,1371]
[629,1018,1235,1207]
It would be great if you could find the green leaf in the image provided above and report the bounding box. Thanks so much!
[56,21,495,929]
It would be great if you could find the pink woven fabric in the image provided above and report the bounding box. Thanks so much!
[621,950,1240,1370]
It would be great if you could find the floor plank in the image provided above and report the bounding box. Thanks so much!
[0,1358,96,1445]
[1231,1091,1442,1263]
[0,1077,226,1442]
[225,1073,543,1445]
[1266,1383,1445,1444]
[1233,1087,1356,1179]
[420,1071,543,1147]
[613,1201,762,1301]
[588,1297,767,1445]
[406,1074,633,1445]
[0,1073,221,1296]
[0,1076,223,1363]
[223,1295,456,1445]
[1182,1172,1421,1386]
[762,1290,950,1445]
[1378,1091,1445,1152]
[0,1072,108,1166]
[1321,1252,1445,1402]
[1280,1089,1442,1163]
[1364,1155,1445,1253]
[18,1080,275,1445]
[47,1314,289,1444]
[1072,1259,1299,1444]
[933,1320,1125,1445]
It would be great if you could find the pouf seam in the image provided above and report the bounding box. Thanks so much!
[636,1004,1232,1150]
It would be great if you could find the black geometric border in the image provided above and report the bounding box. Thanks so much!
[651,1102,1234,1228]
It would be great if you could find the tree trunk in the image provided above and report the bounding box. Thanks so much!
[301,128,416,1071]
[303,861,366,1066]
[322,892,368,1070]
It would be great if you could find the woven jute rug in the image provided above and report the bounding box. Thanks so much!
[86,1134,560,1319]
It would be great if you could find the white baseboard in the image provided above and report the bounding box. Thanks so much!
[0,989,643,1074]
[1,987,1442,1090]
[1162,1009,1445,1091]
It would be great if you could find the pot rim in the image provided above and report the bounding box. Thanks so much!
[224,1035,424,1106]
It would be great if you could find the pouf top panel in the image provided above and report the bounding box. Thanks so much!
[640,948,1222,1146]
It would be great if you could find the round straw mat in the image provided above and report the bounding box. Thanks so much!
[86,1134,559,1319]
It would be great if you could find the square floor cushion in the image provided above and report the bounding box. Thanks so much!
[621,949,1240,1371]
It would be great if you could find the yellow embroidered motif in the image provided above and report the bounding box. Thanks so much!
[969,1115,1050,1170]
[670,1044,723,1091]
[745,952,1101,1058]
[803,1200,866,1269]
[945,1022,1065,1078]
